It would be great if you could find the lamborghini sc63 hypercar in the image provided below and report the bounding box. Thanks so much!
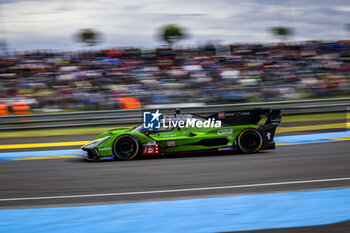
[81,109,281,161]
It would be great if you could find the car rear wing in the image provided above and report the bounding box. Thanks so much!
[206,109,281,126]
[264,109,281,126]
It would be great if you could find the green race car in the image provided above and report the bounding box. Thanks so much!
[81,109,281,161]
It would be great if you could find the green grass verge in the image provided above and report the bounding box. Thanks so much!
[281,112,347,123]
[0,126,134,139]
[0,112,347,139]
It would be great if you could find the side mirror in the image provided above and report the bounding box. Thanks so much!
[146,129,158,136]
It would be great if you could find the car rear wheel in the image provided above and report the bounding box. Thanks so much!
[113,135,140,160]
[237,129,263,153]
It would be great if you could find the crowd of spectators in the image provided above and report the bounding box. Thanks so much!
[0,40,349,112]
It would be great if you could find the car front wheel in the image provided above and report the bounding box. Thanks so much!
[113,135,140,160]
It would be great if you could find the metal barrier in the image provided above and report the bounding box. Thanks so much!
[0,97,348,131]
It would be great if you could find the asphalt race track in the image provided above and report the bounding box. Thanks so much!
[1,127,350,232]
[1,140,350,208]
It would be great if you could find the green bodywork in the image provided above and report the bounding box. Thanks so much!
[92,124,259,157]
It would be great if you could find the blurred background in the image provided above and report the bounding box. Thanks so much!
[0,0,349,114]
[0,2,350,232]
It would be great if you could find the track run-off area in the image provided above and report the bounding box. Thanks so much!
[0,121,349,232]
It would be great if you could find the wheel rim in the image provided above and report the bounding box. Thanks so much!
[114,136,138,159]
[239,130,262,153]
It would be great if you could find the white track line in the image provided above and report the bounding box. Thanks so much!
[1,177,350,202]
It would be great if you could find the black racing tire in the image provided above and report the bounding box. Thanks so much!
[237,128,263,153]
[113,135,140,160]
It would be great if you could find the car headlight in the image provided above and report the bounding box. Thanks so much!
[81,136,111,149]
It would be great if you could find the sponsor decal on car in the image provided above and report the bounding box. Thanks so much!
[167,141,176,147]
[98,147,110,151]
[266,132,271,140]
[224,111,250,116]
[219,146,233,151]
[217,111,252,119]
[162,135,177,137]
[217,129,233,135]
[100,156,114,160]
